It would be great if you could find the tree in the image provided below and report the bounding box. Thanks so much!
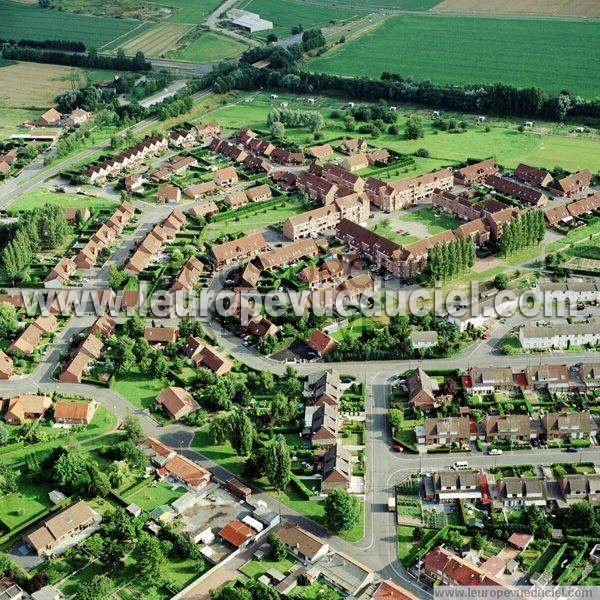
[54,448,91,493]
[107,460,130,488]
[472,532,485,550]
[445,529,463,549]
[123,412,144,442]
[108,263,126,290]
[271,392,297,424]
[267,532,287,560]
[564,500,595,531]
[324,489,359,532]
[270,121,285,141]
[137,532,169,584]
[228,410,254,456]
[77,576,113,600]
[265,434,291,491]
[404,116,424,140]
[412,527,424,541]
[0,302,18,339]
[208,412,230,445]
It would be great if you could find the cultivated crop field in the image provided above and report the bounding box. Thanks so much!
[0,0,142,47]
[120,22,193,57]
[177,31,249,62]
[309,13,600,96]
[237,0,368,37]
[0,62,115,109]
[434,0,600,17]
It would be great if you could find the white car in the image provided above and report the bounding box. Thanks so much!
[489,448,503,455]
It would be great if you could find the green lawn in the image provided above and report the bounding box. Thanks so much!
[125,481,186,512]
[331,317,381,341]
[8,188,118,212]
[0,0,143,47]
[111,368,167,412]
[191,425,246,476]
[0,481,53,531]
[371,220,418,244]
[290,582,342,600]
[309,13,600,96]
[177,31,249,62]
[240,555,295,579]
[400,208,460,235]
[203,201,306,241]
[0,406,117,468]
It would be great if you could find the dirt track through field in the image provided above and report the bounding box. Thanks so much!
[434,0,600,18]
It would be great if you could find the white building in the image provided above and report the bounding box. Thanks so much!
[446,290,519,332]
[519,321,600,350]
[227,9,273,32]
[409,330,438,350]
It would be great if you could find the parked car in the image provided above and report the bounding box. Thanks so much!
[393,444,404,452]
[565,446,579,453]
[489,448,502,455]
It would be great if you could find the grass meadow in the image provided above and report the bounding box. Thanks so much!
[0,0,142,47]
[176,31,249,62]
[309,13,600,96]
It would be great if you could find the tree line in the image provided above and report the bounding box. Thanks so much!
[1,38,85,52]
[202,57,600,122]
[1,46,151,72]
[427,238,476,281]
[1,205,70,283]
[500,210,545,256]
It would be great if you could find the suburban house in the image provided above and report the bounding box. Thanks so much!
[299,257,344,289]
[519,321,600,349]
[64,108,91,127]
[24,500,96,556]
[159,453,211,491]
[321,444,352,493]
[243,154,271,174]
[187,201,219,219]
[209,138,247,163]
[342,153,369,172]
[484,414,532,443]
[372,580,420,600]
[523,364,570,391]
[454,158,499,185]
[65,207,91,225]
[277,523,329,563]
[549,169,592,197]
[418,417,470,447]
[156,387,200,421]
[35,107,62,127]
[270,147,305,166]
[422,546,505,587]
[307,143,334,159]
[185,182,218,200]
[304,370,341,406]
[59,333,104,383]
[307,330,338,357]
[194,121,221,140]
[144,327,179,344]
[54,400,97,426]
[514,163,553,188]
[170,256,204,292]
[339,138,368,155]
[169,156,198,177]
[157,184,181,204]
[409,331,438,350]
[214,166,239,187]
[142,437,177,467]
[406,368,439,412]
[433,470,482,502]
[541,411,594,440]
[168,128,197,148]
[183,336,233,376]
[484,174,548,207]
[7,314,58,356]
[219,519,256,549]
[305,403,339,446]
[465,366,515,394]
[498,477,547,507]
[579,363,600,389]
[210,232,268,269]
[257,238,320,271]
[312,162,365,194]
[4,394,52,425]
[558,474,600,502]
[0,350,13,379]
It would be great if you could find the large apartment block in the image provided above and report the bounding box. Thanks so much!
[282,196,369,241]
[366,168,453,212]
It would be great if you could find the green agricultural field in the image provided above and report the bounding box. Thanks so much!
[8,188,118,212]
[0,0,144,48]
[309,13,600,96]
[238,0,367,38]
[306,0,438,8]
[156,0,223,24]
[177,31,249,62]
